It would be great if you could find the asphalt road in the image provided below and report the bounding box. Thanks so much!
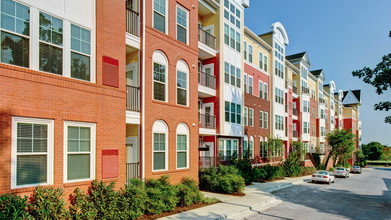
[248,167,391,220]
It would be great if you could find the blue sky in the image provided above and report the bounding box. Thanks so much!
[244,0,391,146]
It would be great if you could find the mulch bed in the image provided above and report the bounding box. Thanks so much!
[138,202,217,220]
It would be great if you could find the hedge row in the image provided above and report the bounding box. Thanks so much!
[0,176,217,220]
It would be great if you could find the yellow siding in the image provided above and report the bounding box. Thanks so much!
[244,34,271,73]
[199,11,220,50]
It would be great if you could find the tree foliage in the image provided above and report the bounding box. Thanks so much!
[267,135,284,160]
[327,129,356,166]
[362,141,385,160]
[352,30,391,124]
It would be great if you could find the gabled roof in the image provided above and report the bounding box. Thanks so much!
[286,52,306,61]
[258,31,273,38]
[310,69,325,81]
[342,90,361,106]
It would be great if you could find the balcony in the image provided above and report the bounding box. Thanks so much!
[198,71,216,97]
[199,113,216,135]
[126,162,140,183]
[292,85,298,95]
[302,86,309,94]
[125,1,140,50]
[293,108,298,117]
[198,27,216,59]
[126,85,140,124]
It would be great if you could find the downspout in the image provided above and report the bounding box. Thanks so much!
[141,0,146,180]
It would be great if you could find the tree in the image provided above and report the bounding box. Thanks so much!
[326,129,356,166]
[382,147,391,166]
[352,30,391,124]
[267,135,284,161]
[362,142,385,160]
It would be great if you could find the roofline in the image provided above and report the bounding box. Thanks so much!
[244,26,272,51]
[285,60,300,74]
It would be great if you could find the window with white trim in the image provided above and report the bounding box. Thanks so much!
[264,55,268,72]
[260,110,263,128]
[224,62,230,84]
[236,67,240,88]
[224,23,229,45]
[259,81,263,97]
[0,0,30,68]
[176,5,188,44]
[153,120,168,171]
[264,112,268,129]
[176,60,189,106]
[176,123,189,169]
[224,101,241,124]
[249,108,254,127]
[71,24,91,81]
[153,51,168,102]
[64,121,96,182]
[244,107,248,126]
[244,73,247,93]
[248,76,253,95]
[230,27,235,49]
[230,64,235,86]
[244,41,247,60]
[259,52,263,69]
[153,0,166,33]
[219,139,238,158]
[264,83,268,100]
[235,32,240,52]
[248,45,253,63]
[39,12,63,75]
[12,117,53,188]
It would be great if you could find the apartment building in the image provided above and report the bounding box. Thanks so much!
[341,90,362,149]
[0,0,126,195]
[243,27,271,164]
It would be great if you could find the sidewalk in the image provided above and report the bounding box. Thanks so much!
[159,175,311,220]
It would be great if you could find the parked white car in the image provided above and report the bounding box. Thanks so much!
[311,171,335,184]
[333,167,350,178]
[351,166,362,174]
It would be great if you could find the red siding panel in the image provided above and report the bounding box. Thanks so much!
[102,56,119,88]
[102,149,119,179]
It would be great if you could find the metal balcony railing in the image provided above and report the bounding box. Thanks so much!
[302,86,309,94]
[126,85,140,112]
[126,2,139,36]
[293,108,298,116]
[292,85,298,94]
[199,156,230,168]
[198,27,216,49]
[198,71,216,89]
[126,162,139,183]
[199,113,216,129]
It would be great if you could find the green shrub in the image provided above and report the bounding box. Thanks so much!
[259,165,285,181]
[302,167,316,176]
[88,180,122,219]
[28,186,68,219]
[0,193,29,220]
[229,158,261,185]
[145,175,179,215]
[118,179,148,220]
[69,188,97,220]
[176,178,204,207]
[199,166,245,194]
[283,152,303,177]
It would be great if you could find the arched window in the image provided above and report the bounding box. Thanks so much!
[152,50,168,102]
[152,120,168,171]
[243,136,248,158]
[176,123,189,169]
[264,137,268,158]
[249,136,254,159]
[260,137,264,158]
[176,60,189,106]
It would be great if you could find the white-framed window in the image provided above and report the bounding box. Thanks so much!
[219,139,238,158]
[259,81,263,98]
[248,136,254,159]
[0,0,30,68]
[230,65,236,86]
[176,123,189,169]
[303,122,309,134]
[224,23,229,45]
[152,120,168,171]
[11,117,54,189]
[249,108,254,127]
[230,27,235,49]
[153,0,167,33]
[176,4,188,44]
[236,65,241,88]
[264,84,268,100]
[235,31,240,52]
[248,75,253,95]
[230,102,236,123]
[39,12,63,75]
[260,137,264,158]
[244,73,247,93]
[259,110,263,128]
[176,60,189,106]
[244,41,247,60]
[263,55,268,72]
[71,24,91,81]
[244,107,248,126]
[248,45,253,62]
[259,52,263,69]
[64,121,96,183]
[153,50,168,102]
[264,112,268,129]
[224,62,230,84]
